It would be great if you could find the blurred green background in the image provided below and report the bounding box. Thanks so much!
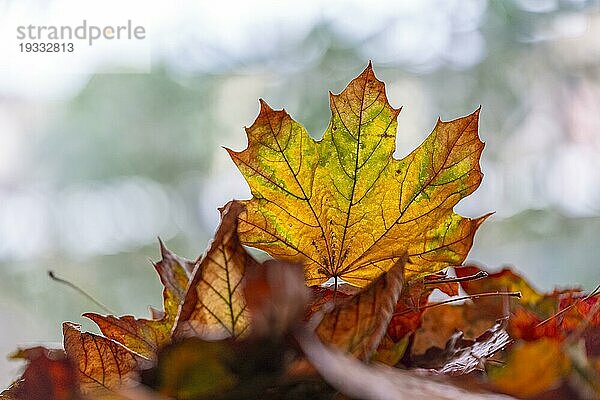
[1,0,599,386]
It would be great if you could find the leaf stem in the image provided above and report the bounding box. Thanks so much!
[424,270,488,285]
[536,283,600,328]
[393,291,522,317]
[333,275,339,302]
[48,270,115,314]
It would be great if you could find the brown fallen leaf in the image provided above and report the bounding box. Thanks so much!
[315,256,405,360]
[412,303,499,356]
[244,259,310,336]
[85,240,195,359]
[306,284,358,320]
[63,322,149,396]
[174,201,253,340]
[386,274,460,343]
[412,319,511,375]
[295,326,516,400]
[1,347,80,400]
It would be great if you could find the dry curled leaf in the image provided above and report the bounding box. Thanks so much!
[1,347,80,400]
[85,241,195,359]
[295,326,515,400]
[174,201,253,340]
[412,304,499,356]
[244,259,310,336]
[412,319,511,375]
[229,64,487,287]
[386,273,460,343]
[63,323,149,396]
[315,256,405,360]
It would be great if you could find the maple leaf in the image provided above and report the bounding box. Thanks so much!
[386,273,460,343]
[1,347,80,400]
[295,325,514,400]
[456,265,553,311]
[315,257,405,360]
[174,201,253,340]
[84,241,195,359]
[229,63,487,287]
[412,303,499,355]
[244,259,310,336]
[62,323,148,395]
[488,338,571,398]
[411,319,511,375]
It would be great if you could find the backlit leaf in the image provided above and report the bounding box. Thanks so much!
[85,241,194,359]
[244,259,310,336]
[412,320,511,375]
[315,257,405,360]
[153,339,236,400]
[62,323,147,395]
[1,347,80,400]
[510,293,600,354]
[387,275,460,343]
[456,266,547,309]
[489,338,570,398]
[229,64,487,286]
[174,201,253,340]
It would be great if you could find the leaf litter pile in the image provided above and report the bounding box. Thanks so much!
[3,65,599,400]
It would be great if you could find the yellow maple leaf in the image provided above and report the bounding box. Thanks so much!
[229,63,487,287]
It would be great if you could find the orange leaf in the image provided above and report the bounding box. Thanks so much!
[2,347,80,400]
[412,304,498,355]
[63,323,148,395]
[387,276,459,343]
[457,266,544,306]
[84,241,194,359]
[489,338,570,398]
